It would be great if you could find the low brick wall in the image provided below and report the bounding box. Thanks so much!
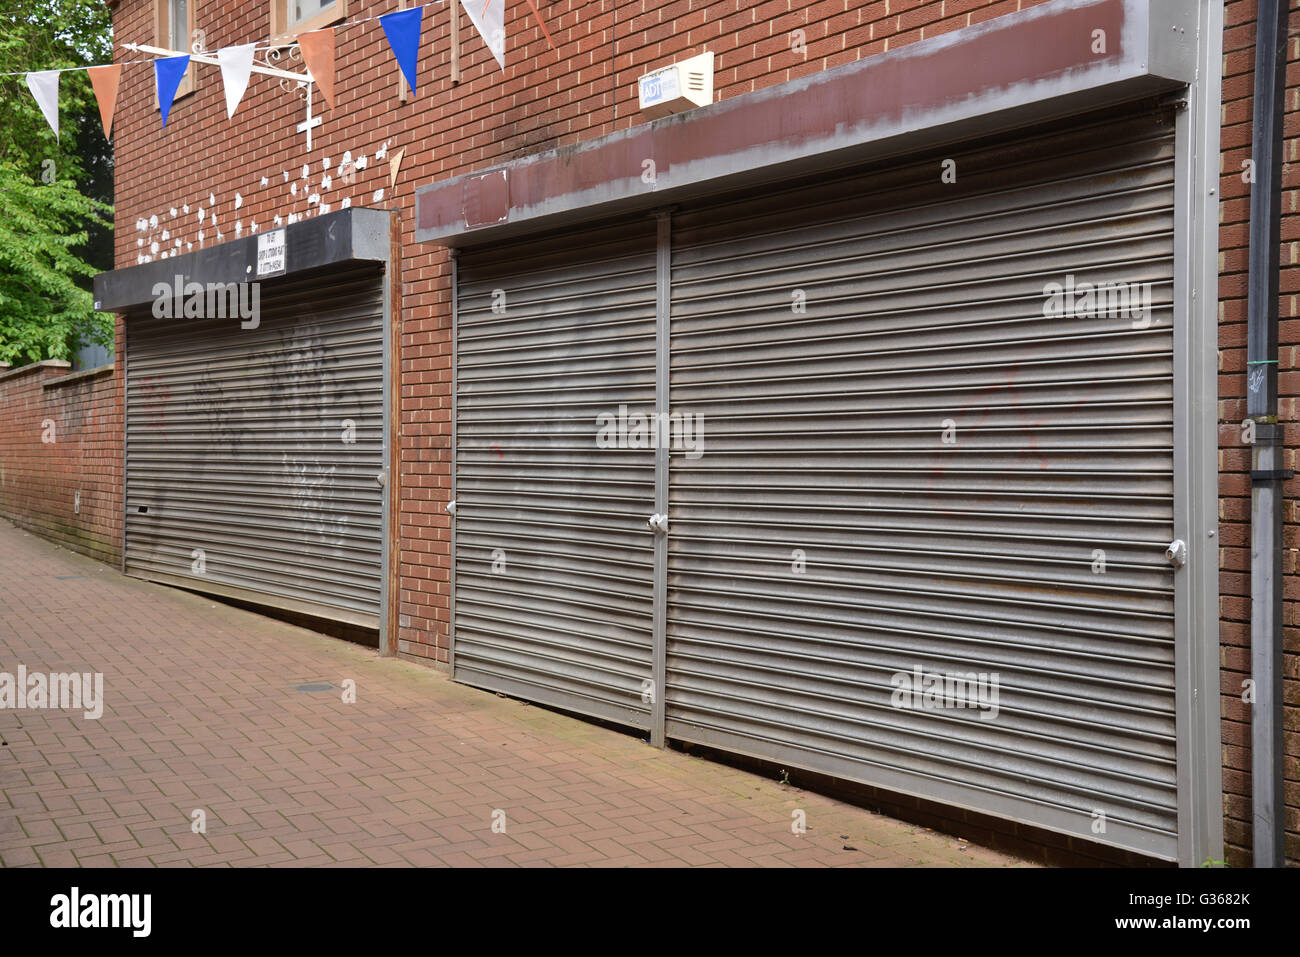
[0,360,122,565]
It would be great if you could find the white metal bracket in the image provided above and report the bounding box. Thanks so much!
[122,41,320,150]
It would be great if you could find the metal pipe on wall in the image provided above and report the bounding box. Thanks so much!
[1246,0,1290,869]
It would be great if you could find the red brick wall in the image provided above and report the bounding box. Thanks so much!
[1218,0,1300,868]
[0,362,122,565]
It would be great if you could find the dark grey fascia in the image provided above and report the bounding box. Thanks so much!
[94,206,391,312]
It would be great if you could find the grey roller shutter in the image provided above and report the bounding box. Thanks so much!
[665,108,1179,858]
[124,263,386,627]
[454,220,658,729]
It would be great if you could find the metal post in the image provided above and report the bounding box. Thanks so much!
[1245,0,1289,869]
[650,210,671,748]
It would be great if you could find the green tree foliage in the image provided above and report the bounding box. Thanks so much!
[0,0,114,366]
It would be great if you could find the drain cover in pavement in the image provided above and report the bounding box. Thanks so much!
[292,682,336,693]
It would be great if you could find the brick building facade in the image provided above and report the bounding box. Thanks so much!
[75,0,1298,865]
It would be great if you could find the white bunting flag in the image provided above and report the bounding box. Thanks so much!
[26,70,61,140]
[460,0,506,72]
[217,43,257,120]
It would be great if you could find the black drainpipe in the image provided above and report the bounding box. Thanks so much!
[1246,0,1289,869]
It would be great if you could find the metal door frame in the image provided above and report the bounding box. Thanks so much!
[1170,0,1224,868]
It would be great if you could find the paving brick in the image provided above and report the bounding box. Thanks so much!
[0,521,1029,868]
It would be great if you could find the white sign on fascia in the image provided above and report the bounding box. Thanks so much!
[256,228,286,278]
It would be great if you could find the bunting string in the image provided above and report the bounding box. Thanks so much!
[0,0,549,144]
[0,0,448,77]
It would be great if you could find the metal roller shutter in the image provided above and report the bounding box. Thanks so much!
[453,220,659,729]
[124,263,386,627]
[665,108,1180,858]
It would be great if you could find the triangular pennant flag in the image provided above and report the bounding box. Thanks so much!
[460,0,506,72]
[389,147,404,189]
[380,6,423,95]
[154,54,190,127]
[297,29,336,109]
[87,65,122,138]
[217,43,256,120]
[523,0,557,51]
[25,70,60,141]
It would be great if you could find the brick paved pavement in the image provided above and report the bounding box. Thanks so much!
[0,520,1031,867]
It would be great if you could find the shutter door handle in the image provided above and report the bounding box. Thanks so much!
[647,513,668,533]
[1165,539,1187,568]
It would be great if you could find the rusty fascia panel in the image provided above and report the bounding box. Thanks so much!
[415,0,1195,247]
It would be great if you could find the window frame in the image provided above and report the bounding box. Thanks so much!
[271,0,348,44]
[154,0,196,101]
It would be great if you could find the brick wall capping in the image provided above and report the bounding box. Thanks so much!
[43,364,115,390]
[0,359,73,384]
[93,206,393,311]
[416,0,1196,247]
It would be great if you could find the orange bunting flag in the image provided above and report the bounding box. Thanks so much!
[297,29,336,109]
[523,0,557,51]
[86,64,122,138]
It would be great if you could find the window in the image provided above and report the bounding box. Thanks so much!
[271,0,347,42]
[155,0,195,100]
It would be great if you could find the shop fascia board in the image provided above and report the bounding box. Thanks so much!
[94,207,392,312]
[415,0,1195,246]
